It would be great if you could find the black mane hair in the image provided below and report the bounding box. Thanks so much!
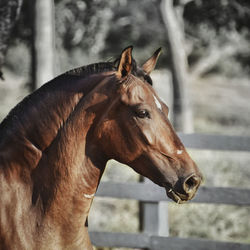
[65,62,116,77]
[65,58,153,86]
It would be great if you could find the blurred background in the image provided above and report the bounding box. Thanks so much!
[0,0,250,249]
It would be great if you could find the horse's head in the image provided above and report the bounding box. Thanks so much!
[95,47,202,203]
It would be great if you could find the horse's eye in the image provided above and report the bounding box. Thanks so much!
[136,109,150,119]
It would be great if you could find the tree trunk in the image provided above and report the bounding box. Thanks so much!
[31,0,55,90]
[0,0,23,79]
[159,0,193,132]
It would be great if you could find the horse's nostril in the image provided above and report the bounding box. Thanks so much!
[183,174,201,193]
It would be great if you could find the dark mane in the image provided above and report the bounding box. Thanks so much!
[64,59,153,85]
[64,62,117,77]
[0,61,116,137]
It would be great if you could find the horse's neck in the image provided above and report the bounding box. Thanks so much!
[32,101,105,209]
[31,75,111,246]
[0,73,113,246]
[31,108,105,245]
[0,74,104,164]
[31,75,111,207]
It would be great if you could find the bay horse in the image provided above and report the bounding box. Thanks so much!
[0,46,202,249]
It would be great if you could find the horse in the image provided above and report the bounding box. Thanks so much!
[0,46,202,249]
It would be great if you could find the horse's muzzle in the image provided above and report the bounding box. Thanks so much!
[165,173,202,204]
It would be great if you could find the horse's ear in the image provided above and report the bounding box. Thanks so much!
[117,46,133,78]
[142,48,162,75]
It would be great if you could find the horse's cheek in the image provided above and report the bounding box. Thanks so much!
[140,127,156,146]
[96,121,127,158]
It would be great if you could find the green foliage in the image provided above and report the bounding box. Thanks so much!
[6,0,250,77]
[184,0,250,31]
[54,0,166,65]
[184,0,250,75]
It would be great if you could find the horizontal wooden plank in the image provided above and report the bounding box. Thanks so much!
[178,133,250,151]
[90,231,149,248]
[151,235,250,250]
[89,232,250,250]
[193,186,250,205]
[96,182,250,206]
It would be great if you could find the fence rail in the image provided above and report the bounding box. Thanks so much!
[178,133,250,151]
[90,133,250,249]
[89,232,250,250]
[96,182,250,206]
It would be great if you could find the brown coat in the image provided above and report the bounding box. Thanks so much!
[0,47,202,249]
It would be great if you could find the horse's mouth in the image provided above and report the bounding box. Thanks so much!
[165,187,189,204]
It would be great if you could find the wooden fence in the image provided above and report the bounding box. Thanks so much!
[89,133,250,249]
